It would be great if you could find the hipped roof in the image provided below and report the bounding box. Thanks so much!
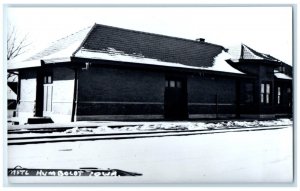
[8,23,244,74]
[228,44,283,63]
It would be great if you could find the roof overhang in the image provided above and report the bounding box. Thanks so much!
[274,70,292,80]
[7,60,41,71]
[228,58,282,66]
[71,56,252,78]
[7,57,73,71]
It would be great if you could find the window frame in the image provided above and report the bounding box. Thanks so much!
[165,79,183,88]
[261,82,271,104]
[43,74,53,84]
[277,87,281,105]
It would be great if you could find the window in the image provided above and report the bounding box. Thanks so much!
[261,82,271,104]
[165,81,168,87]
[44,75,53,84]
[176,81,182,88]
[43,73,53,112]
[277,87,281,104]
[260,84,265,103]
[287,88,291,107]
[165,79,183,88]
[266,84,270,104]
[279,66,285,73]
[170,80,175,88]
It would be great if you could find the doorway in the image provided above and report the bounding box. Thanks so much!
[35,71,53,117]
[43,74,53,116]
[164,77,188,120]
[35,71,44,117]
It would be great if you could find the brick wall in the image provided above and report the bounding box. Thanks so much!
[187,75,237,118]
[76,66,165,119]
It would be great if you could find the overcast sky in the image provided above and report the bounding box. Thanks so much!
[6,6,293,65]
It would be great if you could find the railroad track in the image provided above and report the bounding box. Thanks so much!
[7,125,290,145]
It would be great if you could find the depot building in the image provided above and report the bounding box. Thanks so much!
[8,23,293,124]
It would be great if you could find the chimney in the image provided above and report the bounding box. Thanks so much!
[196,38,205,42]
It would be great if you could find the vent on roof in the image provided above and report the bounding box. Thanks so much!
[196,38,205,42]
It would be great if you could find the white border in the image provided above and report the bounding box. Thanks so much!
[1,0,299,191]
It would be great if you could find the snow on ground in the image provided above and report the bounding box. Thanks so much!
[210,50,244,74]
[8,125,293,183]
[55,118,293,135]
[8,118,292,137]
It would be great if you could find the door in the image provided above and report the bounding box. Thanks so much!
[35,71,44,117]
[43,74,53,116]
[164,77,188,120]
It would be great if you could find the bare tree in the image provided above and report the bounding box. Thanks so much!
[7,25,31,79]
[7,25,30,61]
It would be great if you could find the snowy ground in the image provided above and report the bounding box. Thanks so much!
[8,118,293,137]
[63,118,292,134]
[8,124,293,184]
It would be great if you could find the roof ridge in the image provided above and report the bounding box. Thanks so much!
[241,44,284,63]
[49,25,93,44]
[24,25,93,62]
[94,23,225,49]
[242,44,271,60]
[242,44,263,59]
[72,23,96,56]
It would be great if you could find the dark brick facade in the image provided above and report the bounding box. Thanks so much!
[76,65,165,119]
[188,75,237,118]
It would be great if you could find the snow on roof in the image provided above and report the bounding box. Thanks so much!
[274,70,292,80]
[75,48,244,74]
[26,26,92,61]
[227,44,242,59]
[7,60,41,70]
[210,51,244,74]
[81,23,224,68]
[8,26,92,70]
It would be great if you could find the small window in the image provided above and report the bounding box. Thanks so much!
[287,87,292,108]
[170,80,175,88]
[277,87,281,104]
[261,84,265,93]
[44,74,53,84]
[266,94,269,104]
[265,84,270,104]
[166,79,183,88]
[48,76,52,83]
[266,84,270,94]
[279,66,286,73]
[261,94,264,103]
[261,82,271,104]
[176,81,182,88]
[165,81,169,87]
[261,84,265,103]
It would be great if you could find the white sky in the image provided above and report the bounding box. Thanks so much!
[6,6,293,65]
